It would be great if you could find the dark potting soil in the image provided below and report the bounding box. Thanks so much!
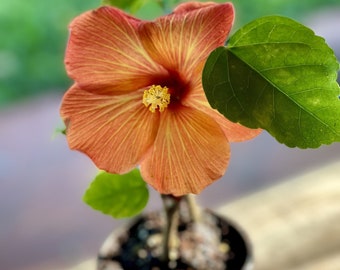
[98,211,250,270]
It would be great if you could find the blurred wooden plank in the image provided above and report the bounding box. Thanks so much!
[219,160,340,270]
[68,259,96,270]
[292,252,340,270]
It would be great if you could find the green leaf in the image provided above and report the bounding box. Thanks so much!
[51,125,66,140]
[203,16,340,148]
[83,169,149,218]
[101,0,144,13]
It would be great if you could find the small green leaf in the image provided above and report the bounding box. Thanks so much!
[83,169,149,218]
[203,16,340,148]
[101,0,132,8]
[101,0,145,13]
[54,126,66,135]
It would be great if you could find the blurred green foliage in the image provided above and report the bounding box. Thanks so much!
[224,0,340,29]
[0,0,98,107]
[0,0,339,107]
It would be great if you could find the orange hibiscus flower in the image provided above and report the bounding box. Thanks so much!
[60,2,261,196]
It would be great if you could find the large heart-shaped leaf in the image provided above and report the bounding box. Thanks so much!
[83,169,149,218]
[203,16,340,148]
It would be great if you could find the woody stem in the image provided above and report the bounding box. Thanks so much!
[161,194,181,262]
[185,194,202,223]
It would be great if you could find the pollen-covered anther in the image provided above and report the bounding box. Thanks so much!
[143,85,171,113]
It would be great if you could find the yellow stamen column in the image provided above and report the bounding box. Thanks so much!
[143,85,170,112]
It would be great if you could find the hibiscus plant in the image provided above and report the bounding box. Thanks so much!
[60,0,339,263]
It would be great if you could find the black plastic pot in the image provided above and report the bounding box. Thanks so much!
[97,210,252,270]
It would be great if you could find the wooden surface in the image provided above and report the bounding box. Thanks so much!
[69,160,340,270]
[219,160,340,270]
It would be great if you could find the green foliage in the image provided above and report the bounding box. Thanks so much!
[215,0,340,28]
[0,0,97,107]
[1,0,338,107]
[203,16,340,148]
[83,169,149,218]
[101,0,144,13]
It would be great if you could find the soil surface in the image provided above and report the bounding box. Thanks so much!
[98,210,250,270]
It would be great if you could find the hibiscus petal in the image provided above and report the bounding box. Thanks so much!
[173,1,218,13]
[139,2,234,79]
[140,106,230,196]
[201,108,262,142]
[65,7,167,94]
[184,82,262,142]
[60,84,159,173]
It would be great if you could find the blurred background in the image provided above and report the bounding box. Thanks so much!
[0,0,339,269]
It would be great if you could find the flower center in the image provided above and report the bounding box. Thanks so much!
[143,85,171,113]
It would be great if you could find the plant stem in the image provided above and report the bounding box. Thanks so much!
[161,194,203,262]
[185,194,202,223]
[161,194,181,262]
